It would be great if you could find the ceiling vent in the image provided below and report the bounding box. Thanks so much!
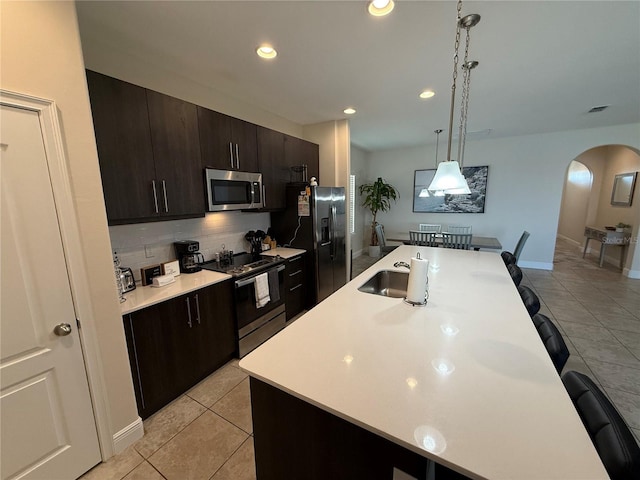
[588,105,609,113]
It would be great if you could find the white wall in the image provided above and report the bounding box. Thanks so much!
[350,145,368,255]
[367,123,640,270]
[558,161,593,243]
[1,0,139,449]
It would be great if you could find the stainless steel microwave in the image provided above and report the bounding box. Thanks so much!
[205,168,263,212]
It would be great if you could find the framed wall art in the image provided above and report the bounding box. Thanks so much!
[413,165,488,213]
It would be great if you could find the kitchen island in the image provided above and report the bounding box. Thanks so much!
[239,246,607,479]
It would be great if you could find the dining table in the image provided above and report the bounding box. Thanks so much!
[239,245,607,479]
[386,232,502,251]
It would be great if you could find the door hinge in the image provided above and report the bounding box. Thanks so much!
[76,318,81,329]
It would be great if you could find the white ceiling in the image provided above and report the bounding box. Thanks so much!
[76,1,640,152]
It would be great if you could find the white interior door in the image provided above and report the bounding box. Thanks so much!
[1,105,101,479]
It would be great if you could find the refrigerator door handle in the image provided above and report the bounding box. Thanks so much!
[329,204,337,258]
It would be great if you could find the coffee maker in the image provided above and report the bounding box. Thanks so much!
[174,240,204,274]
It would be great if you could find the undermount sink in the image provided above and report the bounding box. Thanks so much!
[358,270,409,298]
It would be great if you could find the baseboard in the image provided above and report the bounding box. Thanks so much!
[624,268,640,279]
[557,234,582,249]
[113,417,144,454]
[352,249,363,259]
[518,261,553,270]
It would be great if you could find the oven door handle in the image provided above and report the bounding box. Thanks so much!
[234,264,285,288]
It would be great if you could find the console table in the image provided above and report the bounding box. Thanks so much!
[583,226,631,269]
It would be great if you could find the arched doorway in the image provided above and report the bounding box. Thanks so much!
[556,145,640,276]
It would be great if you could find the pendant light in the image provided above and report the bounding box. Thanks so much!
[428,0,480,195]
[419,129,444,198]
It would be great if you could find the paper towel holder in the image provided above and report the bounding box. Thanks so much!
[403,294,428,307]
[403,253,428,307]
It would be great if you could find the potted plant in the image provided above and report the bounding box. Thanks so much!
[615,222,631,232]
[358,177,399,257]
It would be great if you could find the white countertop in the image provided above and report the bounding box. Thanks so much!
[120,270,231,315]
[261,247,306,259]
[240,246,607,479]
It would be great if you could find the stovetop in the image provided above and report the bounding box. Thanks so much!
[201,252,284,278]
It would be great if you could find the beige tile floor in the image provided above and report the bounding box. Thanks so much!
[82,239,639,479]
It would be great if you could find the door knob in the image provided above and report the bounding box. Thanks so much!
[53,323,72,336]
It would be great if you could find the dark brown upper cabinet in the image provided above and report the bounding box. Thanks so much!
[284,134,320,182]
[146,90,203,218]
[257,126,287,210]
[86,71,205,224]
[86,70,157,222]
[197,107,258,172]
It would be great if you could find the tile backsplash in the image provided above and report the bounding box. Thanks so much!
[110,211,271,282]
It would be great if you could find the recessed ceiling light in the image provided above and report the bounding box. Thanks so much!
[256,45,277,59]
[368,0,394,17]
[343,107,356,115]
[419,90,435,99]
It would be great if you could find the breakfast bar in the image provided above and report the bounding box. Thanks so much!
[239,246,607,479]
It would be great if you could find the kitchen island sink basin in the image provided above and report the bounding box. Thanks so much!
[357,270,408,298]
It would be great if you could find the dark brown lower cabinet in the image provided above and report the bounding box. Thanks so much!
[250,378,470,480]
[285,254,306,320]
[123,280,235,419]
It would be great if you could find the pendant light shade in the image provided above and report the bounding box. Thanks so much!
[428,161,470,195]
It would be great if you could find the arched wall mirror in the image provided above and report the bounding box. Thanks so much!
[611,172,637,206]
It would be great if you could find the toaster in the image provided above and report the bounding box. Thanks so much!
[120,267,136,293]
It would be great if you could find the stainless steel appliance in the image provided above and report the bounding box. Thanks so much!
[271,184,346,305]
[174,240,204,273]
[205,168,263,212]
[201,252,286,357]
[120,267,136,293]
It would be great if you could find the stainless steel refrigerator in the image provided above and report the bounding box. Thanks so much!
[271,184,346,306]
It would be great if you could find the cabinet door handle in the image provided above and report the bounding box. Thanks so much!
[162,180,169,213]
[229,142,234,169]
[152,180,159,213]
[289,269,303,277]
[289,283,303,292]
[194,294,201,324]
[185,298,193,328]
[235,143,239,169]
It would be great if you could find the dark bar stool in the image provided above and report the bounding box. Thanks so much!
[562,371,640,480]
[507,264,523,286]
[531,313,569,373]
[517,285,540,317]
[501,251,517,266]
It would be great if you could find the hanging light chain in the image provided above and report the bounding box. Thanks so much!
[457,25,472,166]
[446,0,464,163]
[459,61,476,169]
[434,129,443,167]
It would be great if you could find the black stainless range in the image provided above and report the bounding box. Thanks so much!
[201,253,286,357]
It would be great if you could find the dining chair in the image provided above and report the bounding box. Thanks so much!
[418,223,441,233]
[501,231,530,265]
[517,285,540,317]
[441,232,472,250]
[507,263,523,287]
[409,230,438,246]
[445,225,472,234]
[374,224,397,257]
[532,313,569,374]
[562,370,640,480]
